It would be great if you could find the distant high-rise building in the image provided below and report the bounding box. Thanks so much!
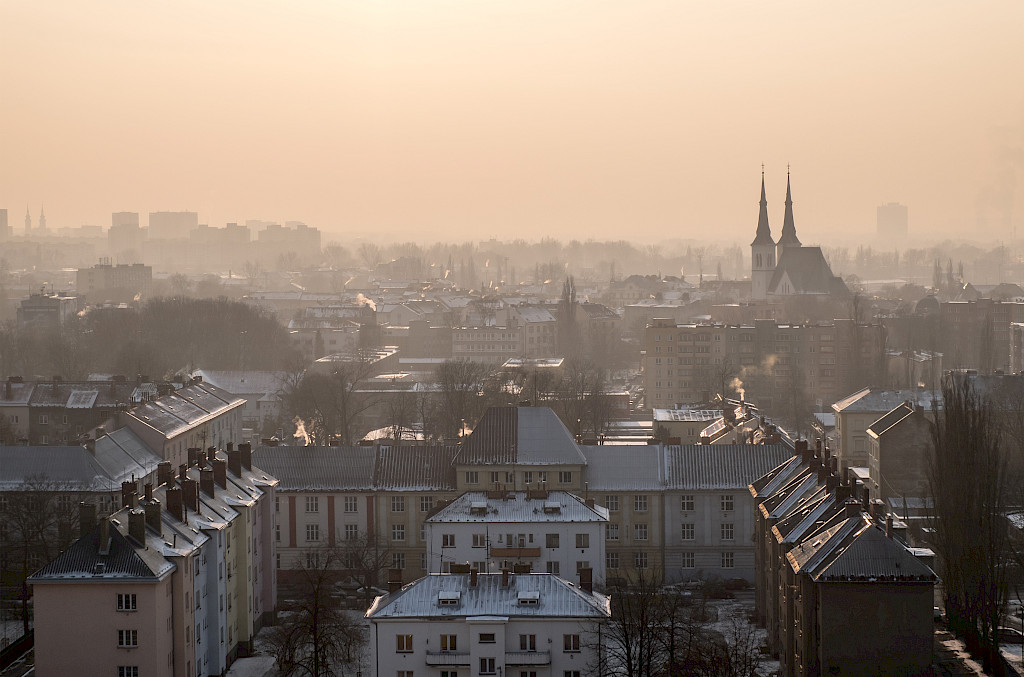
[148,210,198,240]
[877,202,908,239]
[111,211,139,229]
[0,209,9,239]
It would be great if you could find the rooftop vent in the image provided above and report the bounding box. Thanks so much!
[517,591,540,605]
[543,501,561,514]
[470,501,488,515]
[438,591,462,606]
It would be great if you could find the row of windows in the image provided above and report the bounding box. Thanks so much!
[603,494,732,512]
[396,633,582,653]
[464,471,573,485]
[296,495,362,513]
[605,551,735,569]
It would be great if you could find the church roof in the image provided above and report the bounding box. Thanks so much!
[751,174,775,246]
[778,174,802,248]
[768,246,848,296]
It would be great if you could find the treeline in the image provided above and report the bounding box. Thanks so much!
[0,296,300,380]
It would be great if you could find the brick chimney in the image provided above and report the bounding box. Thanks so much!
[861,485,870,513]
[844,498,861,519]
[579,567,593,593]
[79,501,97,538]
[886,514,894,539]
[187,447,199,466]
[239,442,252,470]
[226,441,234,452]
[141,495,162,533]
[178,464,188,481]
[166,486,183,522]
[213,458,227,489]
[182,477,200,513]
[157,461,173,486]
[227,448,242,477]
[200,467,216,497]
[128,508,146,545]
[470,568,478,587]
[121,479,138,510]
[387,568,403,594]
[501,568,511,587]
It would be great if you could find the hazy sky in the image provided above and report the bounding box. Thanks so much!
[2,1,1023,245]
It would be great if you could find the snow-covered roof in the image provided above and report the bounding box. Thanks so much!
[426,491,609,524]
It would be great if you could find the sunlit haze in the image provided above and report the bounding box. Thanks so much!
[3,0,1023,243]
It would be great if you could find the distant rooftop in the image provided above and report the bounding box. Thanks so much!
[426,491,609,524]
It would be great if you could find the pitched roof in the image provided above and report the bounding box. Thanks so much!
[777,174,801,249]
[866,403,917,438]
[832,388,941,414]
[29,521,174,582]
[580,445,664,491]
[456,407,586,466]
[427,491,609,524]
[768,246,847,296]
[0,446,119,492]
[191,370,290,396]
[374,445,458,491]
[128,382,244,439]
[366,573,611,620]
[252,446,376,491]
[664,444,793,490]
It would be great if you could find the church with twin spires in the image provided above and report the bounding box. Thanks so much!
[750,171,848,301]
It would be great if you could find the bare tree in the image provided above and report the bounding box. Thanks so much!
[285,356,380,445]
[435,359,489,439]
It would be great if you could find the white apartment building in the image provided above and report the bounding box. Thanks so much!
[367,571,610,677]
[425,491,609,586]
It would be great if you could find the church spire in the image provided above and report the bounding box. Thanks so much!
[751,168,774,246]
[24,205,31,234]
[777,168,801,256]
[39,205,46,231]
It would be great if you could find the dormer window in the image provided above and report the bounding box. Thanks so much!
[517,591,540,605]
[438,591,461,607]
[470,502,487,515]
[543,502,561,514]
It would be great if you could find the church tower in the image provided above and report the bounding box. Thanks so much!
[751,171,775,301]
[776,171,801,261]
[38,206,47,232]
[24,206,31,235]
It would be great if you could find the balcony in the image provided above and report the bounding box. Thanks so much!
[425,652,471,666]
[489,547,542,558]
[505,651,551,666]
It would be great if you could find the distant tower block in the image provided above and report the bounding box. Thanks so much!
[877,202,908,239]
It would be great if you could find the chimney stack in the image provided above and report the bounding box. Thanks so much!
[886,514,894,539]
[188,447,199,467]
[470,568,478,587]
[227,448,242,477]
[141,496,162,533]
[861,485,870,513]
[226,442,234,452]
[513,563,532,574]
[844,498,861,519]
[128,508,147,545]
[79,501,97,538]
[182,477,200,513]
[501,568,511,587]
[239,442,252,470]
[200,467,216,496]
[580,567,593,593]
[85,438,96,454]
[213,458,227,488]
[178,464,188,481]
[144,482,153,502]
[197,450,207,468]
[121,479,139,510]
[388,568,403,594]
[157,461,173,487]
[166,486,183,522]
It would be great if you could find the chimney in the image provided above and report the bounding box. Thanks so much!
[886,514,894,539]
[501,568,511,587]
[870,498,886,521]
[85,438,96,455]
[141,496,161,533]
[470,568,479,587]
[200,467,216,496]
[213,459,227,488]
[157,462,173,486]
[188,448,199,466]
[844,498,861,519]
[182,477,200,513]
[98,517,112,556]
[227,448,242,477]
[388,568,403,594]
[144,483,153,501]
[861,485,870,513]
[95,426,106,438]
[121,480,139,510]
[178,464,188,481]
[240,442,252,470]
[580,567,593,593]
[166,486,183,522]
[817,463,828,485]
[79,501,97,538]
[197,450,207,468]
[128,508,147,545]
[513,563,532,574]
[815,438,822,455]
[826,473,839,492]
[226,441,234,452]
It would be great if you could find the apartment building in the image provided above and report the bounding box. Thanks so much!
[367,571,610,677]
[643,318,887,411]
[831,388,940,470]
[76,262,152,299]
[425,490,609,585]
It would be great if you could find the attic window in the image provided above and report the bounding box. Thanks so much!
[543,502,561,514]
[470,502,488,515]
[517,591,540,605]
[438,591,462,606]
[93,563,106,575]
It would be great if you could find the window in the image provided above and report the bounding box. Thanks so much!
[681,523,695,541]
[490,471,501,484]
[117,629,138,647]
[682,551,695,568]
[519,634,537,651]
[634,495,648,512]
[605,495,619,511]
[392,524,406,542]
[563,634,581,652]
[722,552,735,568]
[480,658,496,674]
[39,414,49,425]
[635,551,649,569]
[398,673,415,677]
[607,524,619,541]
[634,524,648,541]
[305,524,320,542]
[420,496,434,512]
[345,524,359,540]
[558,471,572,484]
[306,552,320,569]
[396,634,413,652]
[442,534,455,548]
[607,551,619,569]
[575,533,589,548]
[721,523,734,541]
[465,471,479,484]
[565,672,582,677]
[305,496,318,513]
[523,471,533,485]
[117,593,137,611]
[680,495,694,512]
[576,560,590,573]
[537,471,547,483]
[441,634,457,651]
[344,496,358,513]
[720,495,734,511]
[545,533,560,548]
[392,552,406,570]
[441,672,458,677]
[118,668,139,677]
[391,496,406,512]
[546,561,560,575]
[479,633,496,643]
[472,533,486,548]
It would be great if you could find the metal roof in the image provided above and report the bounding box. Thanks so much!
[426,491,609,524]
[374,445,458,491]
[252,446,377,492]
[366,573,610,620]
[664,444,793,490]
[192,370,290,396]
[0,446,120,493]
[832,388,941,414]
[652,409,721,422]
[580,445,665,491]
[29,520,175,582]
[456,407,586,466]
[128,381,244,438]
